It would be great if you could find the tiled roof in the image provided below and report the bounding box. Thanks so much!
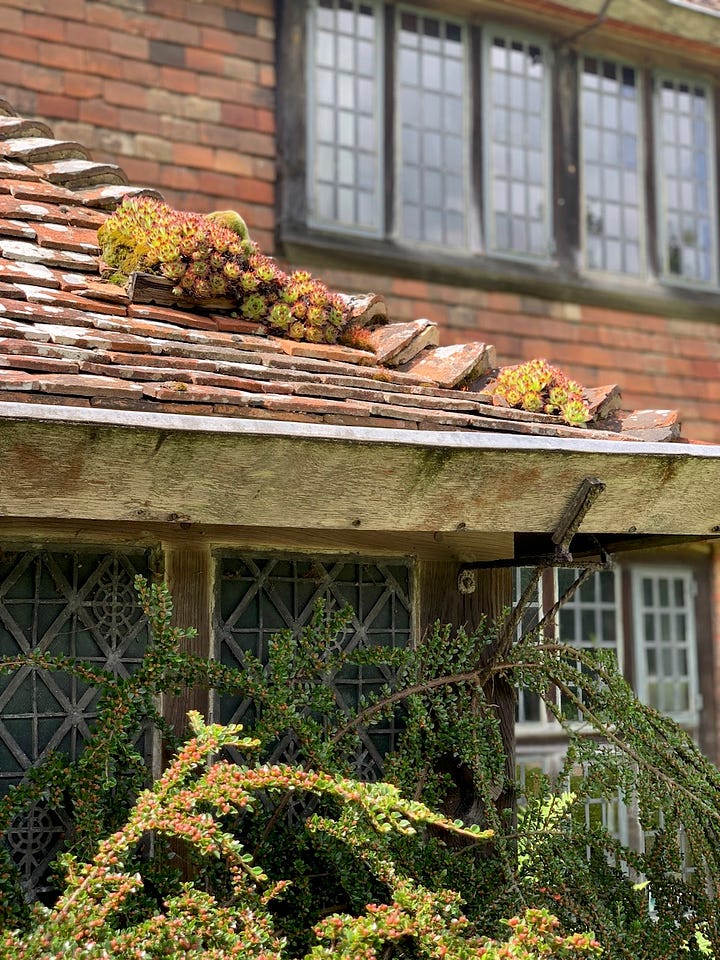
[0,100,683,444]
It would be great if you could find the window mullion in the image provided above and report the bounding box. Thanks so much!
[553,44,580,270]
[470,24,484,252]
[383,2,395,239]
[642,67,660,279]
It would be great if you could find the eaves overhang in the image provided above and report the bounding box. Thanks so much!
[1,403,718,550]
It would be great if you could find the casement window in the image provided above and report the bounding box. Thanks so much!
[300,1,720,291]
[396,10,469,247]
[306,0,552,257]
[515,566,621,730]
[631,567,700,728]
[308,0,383,234]
[515,563,700,733]
[580,56,644,275]
[0,550,151,892]
[486,30,551,259]
[215,554,412,777]
[655,76,717,285]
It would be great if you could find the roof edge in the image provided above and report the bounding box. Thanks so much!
[0,401,715,459]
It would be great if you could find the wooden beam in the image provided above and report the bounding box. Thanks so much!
[0,518,513,563]
[162,544,213,737]
[416,562,514,825]
[1,410,720,537]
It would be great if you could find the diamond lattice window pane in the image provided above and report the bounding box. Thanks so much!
[216,555,411,782]
[0,550,150,893]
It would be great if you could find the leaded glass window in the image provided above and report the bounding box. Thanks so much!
[396,9,468,247]
[216,555,411,780]
[0,549,150,894]
[308,0,383,234]
[557,567,620,720]
[632,567,698,726]
[486,30,551,259]
[514,568,546,726]
[581,57,643,275]
[656,76,716,284]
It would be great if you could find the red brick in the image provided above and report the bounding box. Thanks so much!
[197,74,244,102]
[184,47,226,76]
[0,6,22,32]
[160,65,198,95]
[172,143,215,169]
[23,12,66,42]
[66,22,112,52]
[0,32,39,63]
[63,72,103,99]
[100,79,147,110]
[36,94,79,121]
[120,156,162,186]
[240,0,274,15]
[486,291,522,312]
[109,33,150,61]
[390,277,430,299]
[78,98,120,128]
[83,49,125,80]
[144,19,200,46]
[214,150,254,177]
[258,64,275,87]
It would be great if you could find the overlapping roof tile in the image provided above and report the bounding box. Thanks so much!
[0,100,684,443]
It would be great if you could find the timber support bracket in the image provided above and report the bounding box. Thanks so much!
[457,476,608,594]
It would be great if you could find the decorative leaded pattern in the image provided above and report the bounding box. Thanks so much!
[656,76,716,284]
[581,57,643,275]
[216,556,412,780]
[308,0,382,234]
[0,550,150,893]
[486,30,551,259]
[396,9,468,247]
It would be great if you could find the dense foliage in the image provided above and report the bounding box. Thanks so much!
[98,197,349,343]
[0,575,719,958]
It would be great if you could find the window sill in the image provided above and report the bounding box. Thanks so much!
[278,225,720,324]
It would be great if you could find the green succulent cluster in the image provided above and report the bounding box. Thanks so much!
[98,197,348,343]
[491,358,590,426]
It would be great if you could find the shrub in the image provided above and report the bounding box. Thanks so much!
[2,576,720,957]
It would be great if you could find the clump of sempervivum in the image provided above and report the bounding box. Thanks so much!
[490,358,590,426]
[98,196,348,343]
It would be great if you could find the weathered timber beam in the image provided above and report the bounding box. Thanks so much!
[1,404,720,537]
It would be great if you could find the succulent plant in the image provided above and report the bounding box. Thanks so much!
[491,358,590,426]
[98,196,349,345]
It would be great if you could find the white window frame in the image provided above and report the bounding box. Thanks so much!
[631,565,700,730]
[515,566,623,738]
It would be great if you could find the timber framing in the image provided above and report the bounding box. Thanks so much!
[2,403,720,549]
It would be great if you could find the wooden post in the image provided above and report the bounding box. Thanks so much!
[415,561,514,823]
[161,544,213,739]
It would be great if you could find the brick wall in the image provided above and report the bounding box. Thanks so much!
[2,0,719,443]
[0,0,277,251]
